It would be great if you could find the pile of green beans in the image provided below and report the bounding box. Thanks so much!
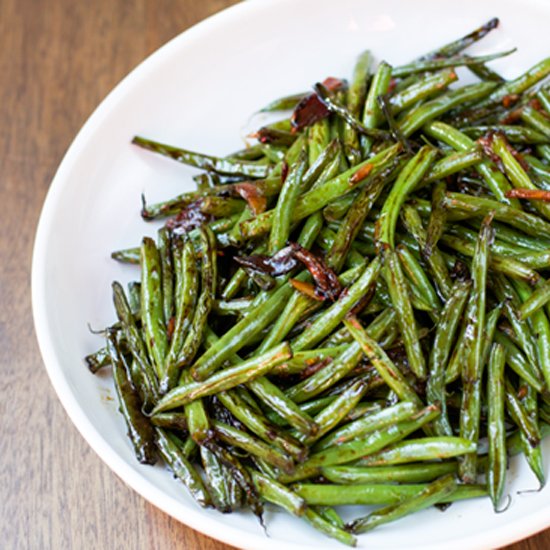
[87,17,550,545]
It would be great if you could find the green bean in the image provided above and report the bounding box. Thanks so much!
[508,423,550,457]
[212,297,253,316]
[485,343,507,511]
[518,383,545,487]
[519,279,550,320]
[347,474,458,534]
[179,368,210,445]
[170,236,185,311]
[326,167,391,273]
[132,135,270,178]
[157,227,174,323]
[481,302,504,366]
[191,272,303,381]
[302,508,357,547]
[524,154,550,190]
[444,290,475,387]
[505,378,540,448]
[482,57,550,107]
[221,243,266,301]
[317,227,369,268]
[249,375,318,437]
[260,92,308,112]
[140,237,168,379]
[304,113,328,163]
[361,61,393,154]
[141,193,195,221]
[400,82,497,137]
[156,429,212,508]
[492,132,550,221]
[315,82,392,140]
[321,462,458,485]
[493,331,544,392]
[428,280,471,435]
[301,138,340,193]
[257,135,295,155]
[249,469,306,517]
[493,276,541,375]
[537,144,550,164]
[213,420,294,474]
[295,480,483,509]
[491,220,550,252]
[393,50,514,78]
[156,196,245,220]
[297,214,324,251]
[217,390,307,462]
[271,345,348,377]
[390,69,458,114]
[314,506,346,530]
[106,331,157,465]
[163,238,198,389]
[424,147,483,184]
[417,17,499,60]
[112,281,159,406]
[285,342,363,405]
[357,437,476,466]
[115,212,239,254]
[383,247,427,380]
[424,122,519,205]
[226,470,244,511]
[462,125,549,144]
[344,316,424,406]
[378,146,438,247]
[312,152,345,198]
[259,291,316,353]
[343,50,371,164]
[400,204,453,300]
[240,143,401,240]
[202,439,263,518]
[444,191,550,239]
[269,150,307,253]
[425,182,447,260]
[150,412,187,432]
[465,55,505,83]
[315,401,418,451]
[111,247,140,264]
[200,446,232,514]
[291,405,439,472]
[459,215,492,483]
[173,227,216,374]
[512,278,550,392]
[322,308,390,350]
[301,379,367,445]
[153,342,292,413]
[439,233,539,283]
[448,223,548,263]
[397,244,440,312]
[323,193,356,222]
[292,256,381,351]
[536,89,550,113]
[523,102,550,133]
[193,171,220,189]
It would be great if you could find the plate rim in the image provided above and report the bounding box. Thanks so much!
[31,0,550,548]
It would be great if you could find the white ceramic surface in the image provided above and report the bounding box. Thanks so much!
[32,0,550,548]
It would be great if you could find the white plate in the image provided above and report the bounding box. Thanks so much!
[32,0,550,548]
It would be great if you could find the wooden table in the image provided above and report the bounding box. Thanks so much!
[0,1,546,548]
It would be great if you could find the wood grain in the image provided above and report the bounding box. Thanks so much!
[0,0,547,548]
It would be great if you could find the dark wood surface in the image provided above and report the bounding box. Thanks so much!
[0,0,547,548]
